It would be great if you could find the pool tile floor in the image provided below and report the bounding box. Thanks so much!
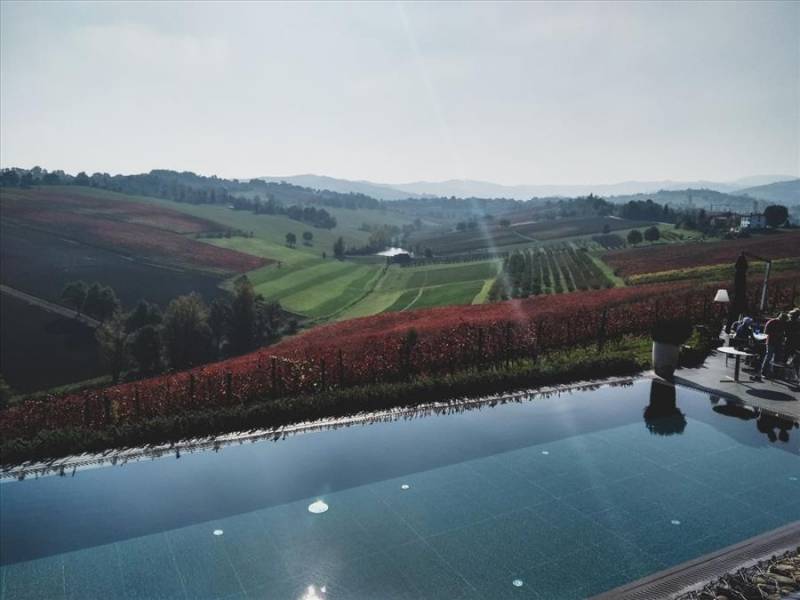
[2,417,798,599]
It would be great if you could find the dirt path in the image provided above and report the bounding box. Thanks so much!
[400,286,425,312]
[0,284,100,328]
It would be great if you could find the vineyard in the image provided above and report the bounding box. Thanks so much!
[409,216,654,256]
[592,234,626,249]
[511,216,653,240]
[604,230,800,278]
[0,188,268,274]
[489,246,613,300]
[3,273,798,443]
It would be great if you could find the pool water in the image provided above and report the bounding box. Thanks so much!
[1,379,798,599]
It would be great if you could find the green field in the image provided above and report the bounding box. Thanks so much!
[29,187,512,321]
[337,260,499,318]
[63,185,410,263]
[55,186,423,319]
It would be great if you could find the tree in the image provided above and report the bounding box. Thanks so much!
[285,232,297,248]
[763,205,789,228]
[229,276,258,354]
[602,223,611,234]
[96,312,129,383]
[302,231,313,245]
[209,297,231,356]
[333,237,345,259]
[61,280,88,317]
[256,299,281,344]
[74,171,90,186]
[0,374,13,411]
[627,229,643,245]
[644,226,661,242]
[0,169,20,187]
[42,172,60,185]
[161,293,213,369]
[84,283,120,321]
[424,248,433,259]
[125,300,162,333]
[20,172,34,188]
[129,325,161,374]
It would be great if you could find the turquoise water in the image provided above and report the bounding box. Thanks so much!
[1,379,798,599]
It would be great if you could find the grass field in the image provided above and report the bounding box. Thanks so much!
[50,186,445,319]
[63,186,506,320]
[67,186,410,258]
[337,260,499,318]
[235,259,382,319]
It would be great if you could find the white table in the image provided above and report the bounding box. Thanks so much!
[717,346,754,382]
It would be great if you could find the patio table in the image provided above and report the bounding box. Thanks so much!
[716,346,754,382]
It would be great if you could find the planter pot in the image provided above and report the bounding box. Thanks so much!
[652,341,680,379]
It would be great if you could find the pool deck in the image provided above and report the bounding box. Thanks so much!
[592,521,800,600]
[672,349,800,421]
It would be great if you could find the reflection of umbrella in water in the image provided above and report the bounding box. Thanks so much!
[644,380,687,436]
[712,404,758,421]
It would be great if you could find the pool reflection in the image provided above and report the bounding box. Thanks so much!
[709,395,798,444]
[644,379,687,436]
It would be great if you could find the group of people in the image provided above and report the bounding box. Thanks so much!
[730,309,800,382]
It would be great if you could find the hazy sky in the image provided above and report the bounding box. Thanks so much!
[1,1,798,184]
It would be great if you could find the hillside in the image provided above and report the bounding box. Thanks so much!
[606,188,760,211]
[735,178,800,205]
[259,174,797,201]
[258,174,420,201]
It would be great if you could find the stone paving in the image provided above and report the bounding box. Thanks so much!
[674,349,800,422]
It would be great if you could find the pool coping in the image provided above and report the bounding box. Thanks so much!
[1,374,641,480]
[591,520,800,600]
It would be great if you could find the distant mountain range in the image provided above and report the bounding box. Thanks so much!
[257,173,798,202]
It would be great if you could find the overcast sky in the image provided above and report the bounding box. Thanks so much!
[1,1,798,185]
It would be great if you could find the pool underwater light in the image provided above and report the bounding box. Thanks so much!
[401,484,410,490]
[300,585,326,599]
[512,579,524,587]
[308,500,329,514]
[670,520,681,525]
[213,529,224,536]
[541,450,549,455]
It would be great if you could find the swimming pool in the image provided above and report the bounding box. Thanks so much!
[1,379,798,599]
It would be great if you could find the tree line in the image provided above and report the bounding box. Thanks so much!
[0,167,353,231]
[61,277,294,384]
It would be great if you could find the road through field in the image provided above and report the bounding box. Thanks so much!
[0,284,100,328]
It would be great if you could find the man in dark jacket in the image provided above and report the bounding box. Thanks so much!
[753,313,788,380]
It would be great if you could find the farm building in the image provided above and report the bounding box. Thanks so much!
[739,213,767,229]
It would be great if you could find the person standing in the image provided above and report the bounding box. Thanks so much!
[753,313,788,381]
[786,308,800,382]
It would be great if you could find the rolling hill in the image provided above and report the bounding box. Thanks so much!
[257,174,421,201]
[254,174,797,201]
[735,178,800,205]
